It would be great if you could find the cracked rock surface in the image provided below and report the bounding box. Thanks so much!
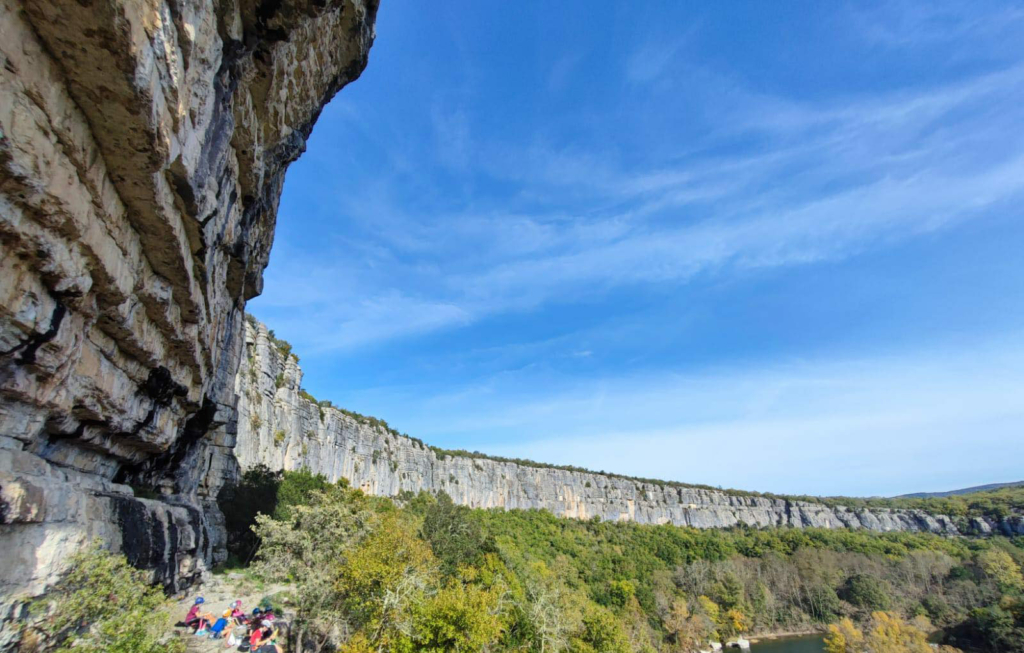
[0,0,376,643]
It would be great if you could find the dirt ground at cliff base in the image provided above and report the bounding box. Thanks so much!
[162,571,294,652]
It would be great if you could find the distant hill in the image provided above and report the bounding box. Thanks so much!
[896,481,1024,499]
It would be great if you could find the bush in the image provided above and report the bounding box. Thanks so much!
[29,544,182,653]
[267,329,294,360]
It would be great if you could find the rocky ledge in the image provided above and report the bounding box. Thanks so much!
[232,319,1024,538]
[0,0,377,643]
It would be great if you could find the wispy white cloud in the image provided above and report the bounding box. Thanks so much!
[261,19,1024,354]
[848,0,1024,49]
[265,144,1024,353]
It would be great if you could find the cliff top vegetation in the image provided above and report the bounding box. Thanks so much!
[282,364,1024,521]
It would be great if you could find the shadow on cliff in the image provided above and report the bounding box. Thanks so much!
[216,465,337,565]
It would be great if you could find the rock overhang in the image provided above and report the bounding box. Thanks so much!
[0,0,378,642]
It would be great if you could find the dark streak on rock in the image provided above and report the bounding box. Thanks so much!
[142,366,188,406]
[0,300,66,365]
[113,495,157,570]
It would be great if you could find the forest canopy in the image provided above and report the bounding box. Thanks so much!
[217,467,1024,652]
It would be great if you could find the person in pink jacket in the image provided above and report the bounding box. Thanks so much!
[183,597,205,630]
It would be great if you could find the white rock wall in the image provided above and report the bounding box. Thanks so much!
[233,320,997,537]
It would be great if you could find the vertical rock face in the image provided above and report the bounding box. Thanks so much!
[0,0,377,635]
[236,320,1020,538]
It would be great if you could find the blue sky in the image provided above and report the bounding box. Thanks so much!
[249,1,1024,497]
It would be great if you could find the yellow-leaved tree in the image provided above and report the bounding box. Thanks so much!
[825,612,961,653]
[336,512,437,649]
[825,617,864,653]
[978,549,1024,592]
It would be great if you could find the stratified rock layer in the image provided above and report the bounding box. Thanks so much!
[0,0,377,637]
[234,320,1024,538]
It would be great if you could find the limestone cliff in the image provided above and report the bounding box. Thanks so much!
[0,0,377,637]
[233,319,1024,538]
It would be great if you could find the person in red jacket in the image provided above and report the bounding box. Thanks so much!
[249,625,270,649]
[251,626,283,653]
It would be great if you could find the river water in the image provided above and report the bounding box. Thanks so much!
[750,634,826,653]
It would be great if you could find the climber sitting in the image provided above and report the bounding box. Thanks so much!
[249,624,272,650]
[231,600,248,625]
[252,626,283,653]
[194,610,216,636]
[207,608,235,639]
[183,596,205,629]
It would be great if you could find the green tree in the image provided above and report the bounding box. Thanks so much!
[978,549,1024,592]
[952,603,1024,653]
[569,605,631,653]
[842,574,893,611]
[253,488,371,652]
[273,467,333,521]
[608,579,637,609]
[805,584,842,623]
[338,512,437,647]
[412,581,503,651]
[713,572,746,610]
[421,492,491,576]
